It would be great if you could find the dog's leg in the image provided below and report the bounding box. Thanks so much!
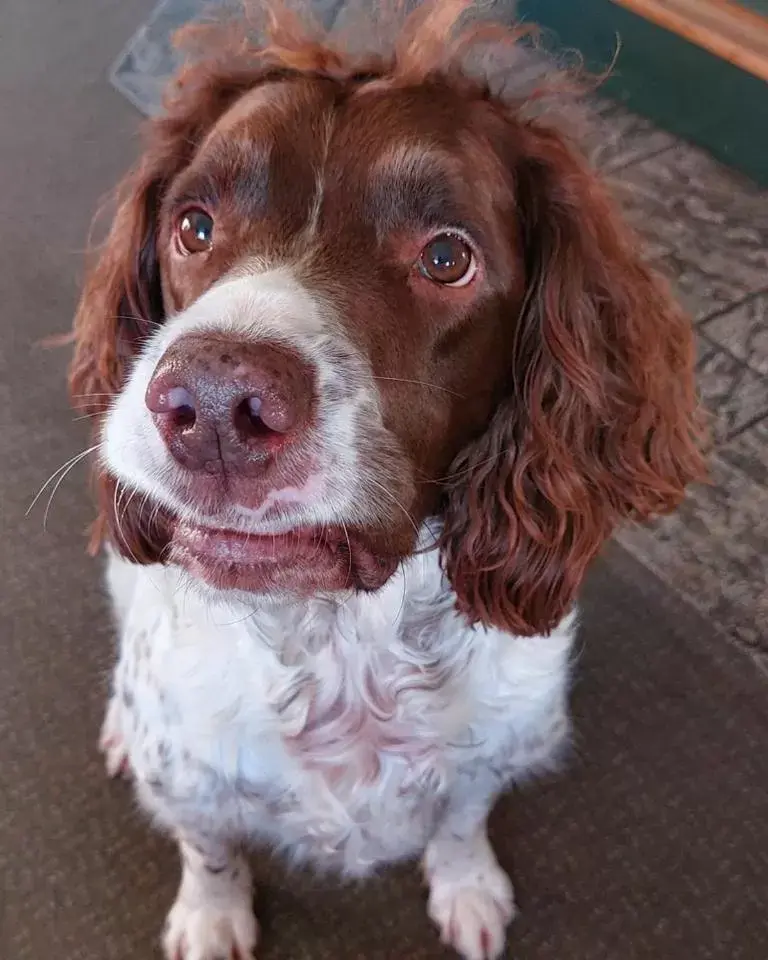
[425,702,570,960]
[100,550,140,779]
[423,768,515,960]
[163,834,258,960]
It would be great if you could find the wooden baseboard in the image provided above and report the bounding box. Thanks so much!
[611,0,768,82]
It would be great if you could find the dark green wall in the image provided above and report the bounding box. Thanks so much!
[518,0,768,185]
[736,1,768,16]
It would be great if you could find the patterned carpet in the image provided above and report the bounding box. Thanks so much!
[2,4,766,958]
[112,0,768,663]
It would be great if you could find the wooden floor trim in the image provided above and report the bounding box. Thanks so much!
[611,0,768,82]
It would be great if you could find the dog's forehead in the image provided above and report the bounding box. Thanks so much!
[197,76,491,188]
[169,74,515,274]
[207,77,334,143]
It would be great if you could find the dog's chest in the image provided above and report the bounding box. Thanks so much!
[115,563,485,871]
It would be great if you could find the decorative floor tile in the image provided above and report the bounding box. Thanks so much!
[718,418,768,488]
[586,100,676,174]
[696,344,768,443]
[701,293,768,376]
[609,145,768,321]
[616,451,768,657]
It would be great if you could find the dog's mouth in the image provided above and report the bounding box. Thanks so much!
[170,520,399,595]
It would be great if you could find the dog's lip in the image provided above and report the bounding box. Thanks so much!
[170,519,400,594]
[172,520,341,566]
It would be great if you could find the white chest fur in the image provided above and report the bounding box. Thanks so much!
[106,549,575,876]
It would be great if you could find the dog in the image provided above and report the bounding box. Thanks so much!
[69,2,704,957]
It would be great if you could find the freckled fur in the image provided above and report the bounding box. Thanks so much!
[106,543,575,877]
[71,3,705,958]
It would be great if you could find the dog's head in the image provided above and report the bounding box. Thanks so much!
[70,0,704,634]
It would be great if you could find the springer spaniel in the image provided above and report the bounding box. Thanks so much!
[69,3,704,958]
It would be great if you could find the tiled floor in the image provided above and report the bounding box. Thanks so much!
[112,5,767,662]
[589,102,768,665]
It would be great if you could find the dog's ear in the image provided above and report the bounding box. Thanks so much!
[69,57,270,414]
[441,123,706,636]
[69,169,164,416]
[69,142,174,558]
[69,57,285,556]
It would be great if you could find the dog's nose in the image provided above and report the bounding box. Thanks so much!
[145,334,314,472]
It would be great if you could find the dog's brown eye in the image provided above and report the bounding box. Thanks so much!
[176,208,214,255]
[419,233,476,287]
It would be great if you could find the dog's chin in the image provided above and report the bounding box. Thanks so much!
[168,519,401,598]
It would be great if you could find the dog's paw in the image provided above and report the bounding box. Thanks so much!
[98,696,130,779]
[427,863,516,960]
[163,897,259,960]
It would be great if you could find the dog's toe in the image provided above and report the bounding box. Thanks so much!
[163,898,258,960]
[428,866,516,960]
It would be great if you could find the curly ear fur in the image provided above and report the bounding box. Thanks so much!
[69,57,283,412]
[440,124,706,636]
[68,2,387,421]
[69,175,163,415]
[69,53,298,553]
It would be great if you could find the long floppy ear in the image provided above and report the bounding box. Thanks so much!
[69,170,164,415]
[68,55,279,554]
[69,3,328,413]
[67,149,171,556]
[441,123,706,636]
[68,58,266,413]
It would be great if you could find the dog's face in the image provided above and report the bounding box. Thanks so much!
[71,15,704,634]
[106,77,527,596]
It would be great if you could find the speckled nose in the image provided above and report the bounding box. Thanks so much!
[145,333,314,472]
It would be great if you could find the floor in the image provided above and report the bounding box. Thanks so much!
[591,107,768,665]
[1,3,766,959]
[113,0,768,664]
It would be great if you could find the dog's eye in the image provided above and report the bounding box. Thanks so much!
[418,233,477,287]
[176,208,214,255]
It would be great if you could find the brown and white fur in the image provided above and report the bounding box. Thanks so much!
[69,3,704,958]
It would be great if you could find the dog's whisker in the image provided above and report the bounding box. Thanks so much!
[370,376,465,398]
[102,313,164,331]
[117,483,138,535]
[340,519,354,588]
[72,410,110,422]
[361,477,420,538]
[112,480,135,561]
[26,444,100,519]
[41,447,103,531]
[426,450,513,486]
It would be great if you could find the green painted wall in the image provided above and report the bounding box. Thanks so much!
[736,1,768,17]
[518,0,768,186]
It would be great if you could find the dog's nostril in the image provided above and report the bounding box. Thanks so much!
[234,396,276,441]
[165,386,197,428]
[245,395,262,420]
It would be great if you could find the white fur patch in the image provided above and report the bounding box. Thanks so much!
[107,542,575,874]
[102,264,404,534]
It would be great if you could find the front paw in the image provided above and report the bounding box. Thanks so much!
[163,898,259,960]
[99,695,130,779]
[427,857,516,960]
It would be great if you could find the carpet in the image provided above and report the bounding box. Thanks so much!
[1,2,766,958]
